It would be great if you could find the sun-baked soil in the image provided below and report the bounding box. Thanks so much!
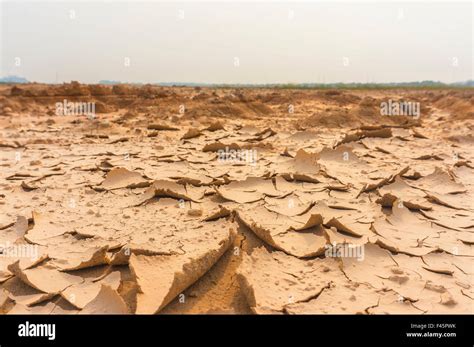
[0,83,473,314]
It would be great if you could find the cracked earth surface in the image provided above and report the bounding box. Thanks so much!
[0,83,473,314]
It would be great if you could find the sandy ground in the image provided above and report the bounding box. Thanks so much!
[0,83,473,314]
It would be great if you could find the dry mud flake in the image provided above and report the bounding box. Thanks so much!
[318,146,406,194]
[202,141,241,153]
[0,218,29,261]
[80,284,129,314]
[146,162,214,186]
[285,280,380,314]
[99,167,150,190]
[372,202,440,256]
[337,127,393,146]
[324,227,368,247]
[278,148,327,183]
[7,261,83,294]
[137,179,204,204]
[129,221,235,313]
[377,176,431,210]
[367,290,424,314]
[237,247,360,314]
[425,191,474,211]
[264,194,313,217]
[411,287,474,314]
[0,249,48,284]
[0,214,16,231]
[303,202,375,237]
[7,301,59,314]
[107,247,131,265]
[407,167,466,195]
[237,205,328,258]
[0,289,11,312]
[61,271,121,309]
[147,123,179,131]
[391,253,474,313]
[52,246,109,271]
[216,176,288,204]
[420,204,474,231]
[181,127,202,140]
[2,277,57,307]
[341,243,438,307]
[341,243,404,291]
[201,203,232,222]
[316,146,365,183]
[31,232,119,270]
[24,211,69,245]
[421,252,460,276]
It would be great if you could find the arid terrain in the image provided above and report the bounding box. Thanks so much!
[0,83,473,314]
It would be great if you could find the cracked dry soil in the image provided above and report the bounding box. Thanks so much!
[0,83,473,314]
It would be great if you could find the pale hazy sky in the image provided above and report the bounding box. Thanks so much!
[1,1,472,84]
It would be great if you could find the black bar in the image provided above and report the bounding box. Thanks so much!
[0,315,471,346]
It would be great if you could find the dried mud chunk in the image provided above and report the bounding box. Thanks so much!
[7,261,82,294]
[421,253,457,275]
[53,246,109,271]
[61,271,121,309]
[80,284,129,314]
[0,250,48,284]
[324,227,368,246]
[337,128,392,146]
[237,247,346,314]
[7,301,57,314]
[279,149,326,183]
[100,167,149,190]
[147,123,179,131]
[202,205,231,221]
[316,146,365,184]
[0,289,11,312]
[216,188,261,204]
[0,214,15,231]
[107,247,131,265]
[291,202,374,237]
[137,179,204,204]
[204,121,225,132]
[264,195,312,217]
[216,177,286,204]
[420,204,474,230]
[377,176,431,210]
[237,206,328,258]
[181,128,202,139]
[368,290,424,314]
[341,243,398,290]
[411,284,473,314]
[21,181,38,191]
[129,225,235,313]
[3,277,57,307]
[425,192,473,211]
[408,167,466,195]
[372,202,438,256]
[202,141,241,152]
[35,232,120,268]
[0,216,27,245]
[343,244,430,302]
[285,281,379,314]
[24,211,69,245]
